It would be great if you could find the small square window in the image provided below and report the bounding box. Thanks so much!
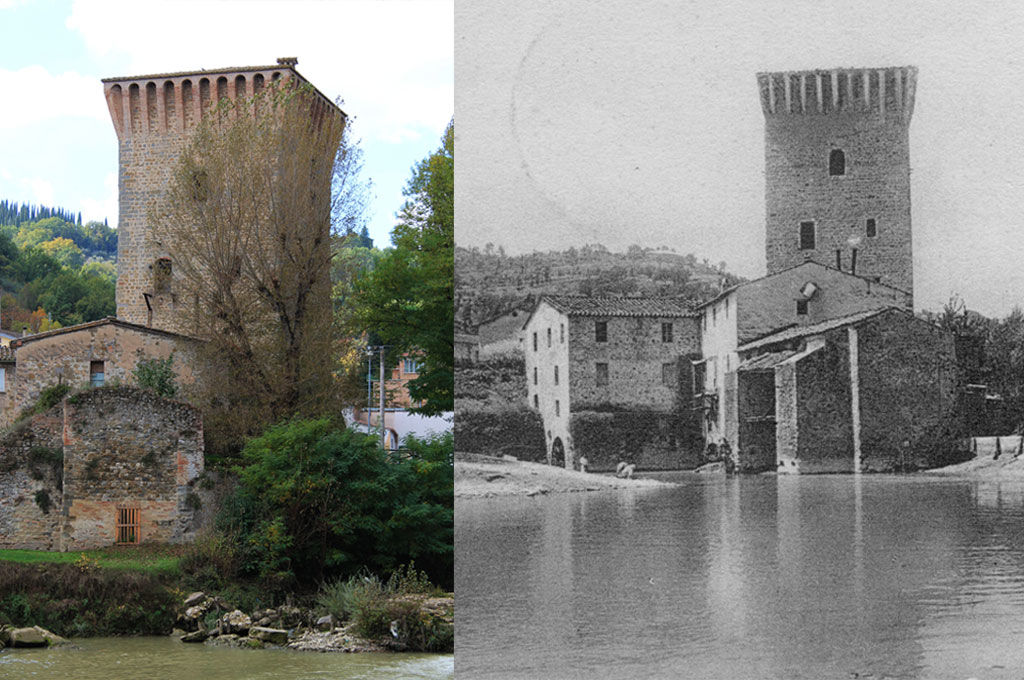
[796,300,809,316]
[595,321,607,343]
[661,322,673,343]
[596,362,609,386]
[866,218,877,238]
[116,506,140,545]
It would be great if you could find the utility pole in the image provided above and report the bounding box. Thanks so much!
[379,345,386,449]
[366,349,373,434]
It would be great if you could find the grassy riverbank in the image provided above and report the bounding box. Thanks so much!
[0,544,183,575]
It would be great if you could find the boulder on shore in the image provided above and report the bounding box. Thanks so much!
[10,627,47,648]
[181,629,209,643]
[221,610,252,635]
[183,591,206,608]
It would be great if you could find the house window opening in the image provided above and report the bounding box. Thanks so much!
[90,360,105,388]
[866,218,877,238]
[796,300,809,316]
[662,322,673,343]
[554,365,559,385]
[692,361,706,396]
[533,394,539,409]
[533,332,538,351]
[116,506,140,545]
[799,221,816,250]
[547,328,552,347]
[596,362,609,386]
[595,321,607,343]
[402,358,422,374]
[0,367,6,393]
[662,362,675,387]
[560,324,565,343]
[533,367,538,385]
[555,400,560,417]
[153,258,172,295]
[829,149,845,176]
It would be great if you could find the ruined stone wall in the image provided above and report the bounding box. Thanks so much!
[736,371,776,472]
[6,322,198,426]
[856,310,959,471]
[774,359,799,472]
[0,411,64,549]
[759,67,916,298]
[61,387,203,550]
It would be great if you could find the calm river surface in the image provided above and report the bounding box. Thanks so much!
[455,475,1024,679]
[0,636,453,679]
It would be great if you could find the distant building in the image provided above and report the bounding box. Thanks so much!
[522,296,703,472]
[478,309,528,358]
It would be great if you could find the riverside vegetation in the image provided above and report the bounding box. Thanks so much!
[0,418,454,653]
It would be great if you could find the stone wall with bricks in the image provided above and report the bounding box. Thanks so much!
[0,387,203,551]
[5,319,199,426]
[61,387,204,550]
[758,67,917,300]
[0,411,64,549]
[856,310,959,471]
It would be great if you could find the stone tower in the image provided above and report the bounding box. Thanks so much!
[102,58,343,333]
[758,66,917,301]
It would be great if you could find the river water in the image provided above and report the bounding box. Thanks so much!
[455,474,1024,679]
[0,636,454,679]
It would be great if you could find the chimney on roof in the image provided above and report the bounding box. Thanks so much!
[277,57,298,67]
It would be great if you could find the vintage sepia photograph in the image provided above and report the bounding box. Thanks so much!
[455,1,1024,678]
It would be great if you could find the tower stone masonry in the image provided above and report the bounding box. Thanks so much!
[758,66,917,302]
[102,58,343,334]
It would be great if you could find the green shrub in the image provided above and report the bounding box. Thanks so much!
[132,355,178,398]
[219,419,453,590]
[17,383,72,421]
[33,489,52,514]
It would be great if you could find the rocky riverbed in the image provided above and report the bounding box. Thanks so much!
[173,590,453,653]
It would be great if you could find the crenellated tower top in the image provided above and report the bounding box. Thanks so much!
[101,57,344,141]
[756,66,917,123]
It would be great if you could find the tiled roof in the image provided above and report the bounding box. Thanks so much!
[738,307,895,353]
[542,296,699,318]
[12,317,201,349]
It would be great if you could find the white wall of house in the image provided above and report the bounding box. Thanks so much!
[522,301,572,464]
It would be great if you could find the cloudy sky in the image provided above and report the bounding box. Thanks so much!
[457,0,1024,317]
[0,0,453,248]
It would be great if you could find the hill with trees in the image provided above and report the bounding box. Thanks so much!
[0,200,116,332]
[455,243,744,331]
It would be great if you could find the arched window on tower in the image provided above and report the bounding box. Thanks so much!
[829,149,846,176]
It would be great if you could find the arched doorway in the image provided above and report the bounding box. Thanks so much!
[551,437,565,468]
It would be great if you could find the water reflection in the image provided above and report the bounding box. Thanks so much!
[456,476,1024,679]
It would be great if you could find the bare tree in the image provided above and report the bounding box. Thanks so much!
[152,82,360,454]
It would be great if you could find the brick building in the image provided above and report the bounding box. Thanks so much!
[522,296,703,472]
[0,317,199,425]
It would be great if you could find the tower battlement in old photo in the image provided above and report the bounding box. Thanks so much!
[760,66,917,300]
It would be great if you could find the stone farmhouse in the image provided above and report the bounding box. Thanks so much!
[525,65,969,473]
[521,296,702,472]
[0,58,341,549]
